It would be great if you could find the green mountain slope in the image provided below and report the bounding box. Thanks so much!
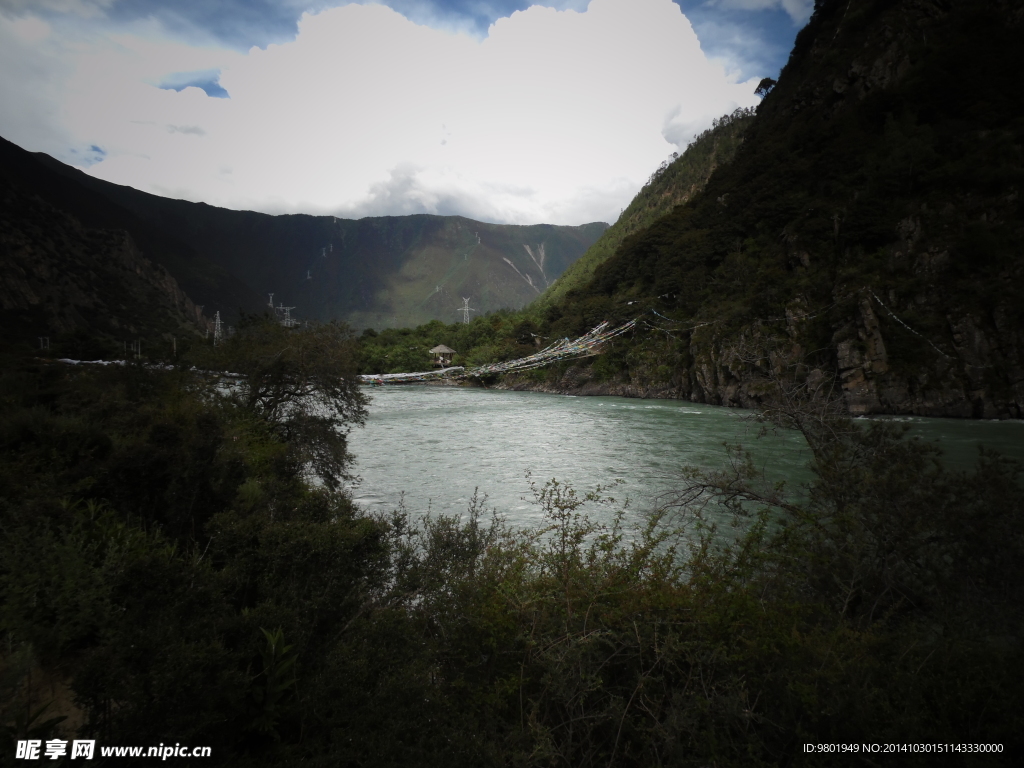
[534,107,754,310]
[536,0,1023,418]
[26,151,606,329]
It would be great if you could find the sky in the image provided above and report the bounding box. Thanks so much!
[0,0,812,225]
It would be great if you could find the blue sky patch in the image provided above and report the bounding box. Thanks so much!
[158,69,231,98]
[67,144,107,166]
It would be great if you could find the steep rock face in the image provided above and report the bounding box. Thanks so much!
[514,287,1024,419]
[0,180,209,347]
[542,0,1024,418]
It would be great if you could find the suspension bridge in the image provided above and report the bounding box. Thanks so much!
[359,319,637,385]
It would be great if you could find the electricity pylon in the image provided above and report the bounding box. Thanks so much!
[457,297,476,323]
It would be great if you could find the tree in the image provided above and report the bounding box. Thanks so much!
[199,315,367,489]
[659,364,1024,755]
[754,77,776,98]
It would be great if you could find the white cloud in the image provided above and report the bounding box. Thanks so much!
[0,12,77,155]
[0,0,760,225]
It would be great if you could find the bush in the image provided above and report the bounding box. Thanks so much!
[3,356,1021,766]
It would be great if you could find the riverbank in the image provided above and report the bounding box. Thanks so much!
[494,359,1024,420]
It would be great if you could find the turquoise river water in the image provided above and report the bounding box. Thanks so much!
[347,385,1024,529]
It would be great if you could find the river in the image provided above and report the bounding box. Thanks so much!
[347,385,1024,528]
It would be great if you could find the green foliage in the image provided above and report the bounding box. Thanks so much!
[1,354,1022,765]
[191,315,367,488]
[0,354,387,756]
[536,107,756,310]
[358,310,537,375]
[754,77,776,98]
[249,628,298,739]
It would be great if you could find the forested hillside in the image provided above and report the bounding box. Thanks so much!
[355,110,757,376]
[536,0,1023,418]
[379,0,1023,418]
[0,135,262,350]
[536,107,755,309]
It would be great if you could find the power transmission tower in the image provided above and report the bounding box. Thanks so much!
[457,297,477,323]
[277,303,297,327]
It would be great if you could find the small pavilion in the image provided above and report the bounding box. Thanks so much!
[429,344,457,368]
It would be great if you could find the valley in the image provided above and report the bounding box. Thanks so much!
[2,1,1023,764]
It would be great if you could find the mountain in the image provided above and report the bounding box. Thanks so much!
[0,136,261,335]
[0,144,211,358]
[534,107,755,310]
[14,144,605,330]
[531,0,1023,419]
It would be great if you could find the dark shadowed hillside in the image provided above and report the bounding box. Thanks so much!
[0,158,211,358]
[535,107,755,309]
[16,145,605,330]
[533,0,1023,418]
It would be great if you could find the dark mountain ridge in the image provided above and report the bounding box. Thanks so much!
[1,136,261,332]
[10,142,605,331]
[535,0,1023,418]
[0,142,214,356]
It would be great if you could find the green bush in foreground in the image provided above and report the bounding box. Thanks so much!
[1,349,1021,766]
